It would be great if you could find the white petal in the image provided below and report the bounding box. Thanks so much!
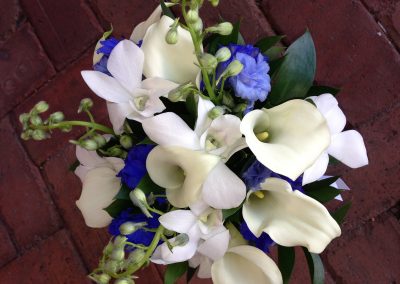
[197,256,213,278]
[197,228,230,261]
[141,77,179,95]
[81,71,131,103]
[302,152,329,185]
[211,245,283,284]
[202,162,246,209]
[240,100,330,180]
[107,40,143,93]
[141,16,200,84]
[243,178,341,254]
[106,101,135,134]
[75,146,106,167]
[328,130,369,168]
[146,146,220,208]
[76,167,120,228]
[189,199,210,216]
[194,96,215,137]
[142,112,201,149]
[159,210,197,234]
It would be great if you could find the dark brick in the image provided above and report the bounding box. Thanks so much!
[0,221,17,267]
[326,213,400,283]
[0,0,24,41]
[20,0,103,70]
[0,230,90,283]
[0,24,55,117]
[260,0,400,125]
[0,116,62,248]
[13,51,109,166]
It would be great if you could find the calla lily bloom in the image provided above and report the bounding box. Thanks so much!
[302,94,369,185]
[242,178,341,254]
[82,40,178,134]
[240,99,331,181]
[74,146,124,228]
[211,245,283,284]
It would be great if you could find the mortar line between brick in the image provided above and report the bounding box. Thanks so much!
[253,0,281,36]
[0,216,19,267]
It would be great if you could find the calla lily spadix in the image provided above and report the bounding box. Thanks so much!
[74,146,124,228]
[81,40,178,134]
[240,99,331,181]
[243,178,341,253]
[302,94,369,185]
[211,245,283,284]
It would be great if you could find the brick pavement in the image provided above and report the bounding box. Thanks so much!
[0,0,398,283]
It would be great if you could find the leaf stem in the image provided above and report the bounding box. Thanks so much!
[31,120,115,135]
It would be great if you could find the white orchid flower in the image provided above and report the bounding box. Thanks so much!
[151,205,229,265]
[302,94,369,185]
[143,97,246,209]
[82,40,178,134]
[240,99,331,181]
[243,178,341,254]
[74,146,124,228]
[211,245,283,284]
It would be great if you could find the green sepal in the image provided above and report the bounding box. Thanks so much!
[303,176,340,191]
[278,246,295,284]
[331,201,352,224]
[307,85,340,97]
[302,248,325,284]
[161,0,175,19]
[164,261,188,284]
[267,30,316,106]
[255,35,285,52]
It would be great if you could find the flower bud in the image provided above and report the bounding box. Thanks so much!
[96,273,111,284]
[171,233,189,247]
[104,260,119,274]
[200,53,218,74]
[30,115,43,126]
[19,113,30,124]
[93,134,107,147]
[192,18,203,33]
[209,0,219,6]
[80,139,98,151]
[119,221,146,235]
[115,279,134,284]
[234,103,247,113]
[120,135,133,149]
[34,101,49,113]
[165,28,178,44]
[32,129,47,141]
[108,146,124,157]
[129,189,152,218]
[78,98,94,113]
[215,47,231,62]
[225,60,244,77]
[20,131,31,141]
[103,241,114,255]
[114,236,128,247]
[168,83,194,102]
[127,249,146,265]
[208,106,225,119]
[186,9,199,24]
[111,248,125,261]
[207,22,233,36]
[222,92,235,108]
[50,111,64,123]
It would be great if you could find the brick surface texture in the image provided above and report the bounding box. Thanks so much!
[0,0,398,283]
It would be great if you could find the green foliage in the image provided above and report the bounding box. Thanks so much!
[331,202,352,224]
[267,31,316,106]
[160,97,196,129]
[303,248,325,284]
[104,199,133,218]
[164,262,188,284]
[255,35,285,52]
[136,174,164,195]
[303,176,342,203]
[222,202,243,220]
[68,160,80,172]
[278,246,295,284]
[161,0,175,19]
[307,85,340,97]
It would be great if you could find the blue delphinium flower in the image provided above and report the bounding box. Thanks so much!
[242,159,304,192]
[93,37,121,75]
[240,221,274,253]
[109,208,160,246]
[218,44,271,107]
[118,144,155,189]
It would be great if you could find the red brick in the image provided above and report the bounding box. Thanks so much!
[13,50,109,166]
[20,0,103,70]
[0,221,17,267]
[0,230,90,283]
[0,0,24,41]
[260,0,400,125]
[0,116,62,248]
[0,24,55,117]
[326,213,400,283]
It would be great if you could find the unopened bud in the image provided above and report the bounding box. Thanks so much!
[209,0,219,6]
[20,131,31,141]
[114,236,128,247]
[103,241,114,255]
[93,134,107,147]
[78,98,94,113]
[168,83,194,102]
[96,274,111,284]
[200,53,218,74]
[119,221,146,235]
[186,9,199,24]
[80,139,98,151]
[50,111,64,123]
[34,101,49,113]
[207,22,233,36]
[115,279,134,284]
[192,18,203,33]
[111,248,125,261]
[127,249,146,264]
[225,60,244,77]
[104,260,119,274]
[234,103,247,113]
[120,135,133,149]
[171,233,189,247]
[208,106,225,119]
[108,146,123,157]
[19,113,30,124]
[222,92,235,108]
[215,47,231,62]
[130,189,152,218]
[30,115,43,126]
[32,129,47,141]
[165,28,178,44]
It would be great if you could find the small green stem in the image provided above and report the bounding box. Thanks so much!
[147,207,165,216]
[31,120,114,135]
[85,110,95,123]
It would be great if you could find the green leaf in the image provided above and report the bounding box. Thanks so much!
[269,56,286,76]
[264,46,286,61]
[222,202,243,220]
[164,262,188,284]
[331,202,352,224]
[255,35,285,52]
[303,248,325,284]
[186,266,197,283]
[126,119,147,143]
[278,246,295,284]
[267,31,316,106]
[303,176,340,191]
[304,186,342,203]
[104,199,133,218]
[114,184,131,200]
[307,85,340,97]
[185,94,198,123]
[137,174,164,195]
[160,0,175,19]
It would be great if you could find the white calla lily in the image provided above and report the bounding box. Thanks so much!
[240,99,331,181]
[243,178,341,253]
[74,147,124,228]
[141,15,200,83]
[303,94,368,185]
[82,40,178,133]
[211,245,283,284]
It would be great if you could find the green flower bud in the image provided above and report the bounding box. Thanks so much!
[222,92,235,108]
[115,279,133,284]
[108,146,124,157]
[34,101,49,113]
[19,113,30,124]
[30,115,43,126]
[165,28,178,44]
[104,260,119,274]
[49,111,64,123]
[186,9,199,24]
[234,103,247,113]
[80,139,98,151]
[209,0,219,6]
[103,241,114,256]
[120,135,133,149]
[96,273,111,284]
[111,248,125,261]
[225,60,244,77]
[32,129,47,141]
[60,125,72,132]
[207,106,225,119]
[215,47,231,62]
[78,98,94,113]
[93,134,107,148]
[192,18,203,33]
[127,249,146,265]
[207,22,233,36]
[168,83,194,102]
[20,131,31,141]
[119,221,147,235]
[199,53,218,74]
[129,189,152,218]
[114,236,128,247]
[171,233,189,247]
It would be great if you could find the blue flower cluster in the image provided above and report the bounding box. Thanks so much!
[218,44,271,108]
[109,208,160,246]
[93,37,120,75]
[240,221,274,253]
[118,144,155,189]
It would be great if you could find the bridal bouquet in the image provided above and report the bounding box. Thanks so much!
[19,1,368,283]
